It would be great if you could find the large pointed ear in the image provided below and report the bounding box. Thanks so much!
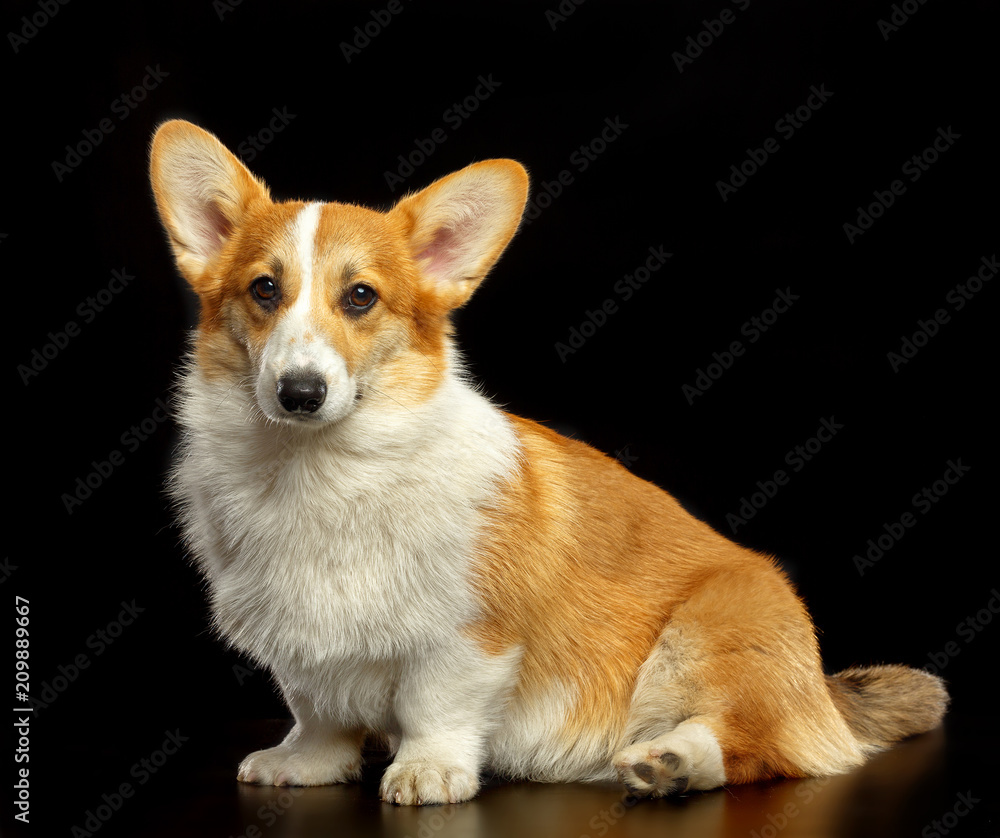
[149,120,271,286]
[390,160,529,309]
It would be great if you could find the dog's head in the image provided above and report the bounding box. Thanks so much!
[150,120,528,427]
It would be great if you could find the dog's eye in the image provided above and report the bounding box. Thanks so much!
[250,276,279,306]
[346,284,377,312]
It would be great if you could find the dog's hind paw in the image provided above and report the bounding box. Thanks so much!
[614,744,689,797]
[613,721,727,797]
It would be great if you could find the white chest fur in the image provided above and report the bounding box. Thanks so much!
[170,358,520,681]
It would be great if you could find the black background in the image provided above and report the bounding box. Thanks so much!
[5,1,997,836]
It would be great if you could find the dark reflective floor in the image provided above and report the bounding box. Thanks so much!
[52,714,997,838]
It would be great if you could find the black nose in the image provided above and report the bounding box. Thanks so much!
[276,374,327,414]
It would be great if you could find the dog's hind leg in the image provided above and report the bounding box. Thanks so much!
[614,562,869,797]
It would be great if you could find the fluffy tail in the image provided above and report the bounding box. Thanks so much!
[826,664,949,752]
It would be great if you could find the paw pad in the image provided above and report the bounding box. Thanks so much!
[614,746,688,797]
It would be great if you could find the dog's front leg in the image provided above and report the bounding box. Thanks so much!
[238,689,365,787]
[380,639,519,805]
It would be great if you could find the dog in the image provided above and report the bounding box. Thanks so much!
[150,119,947,805]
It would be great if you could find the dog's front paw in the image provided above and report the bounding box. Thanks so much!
[238,743,361,787]
[379,760,479,805]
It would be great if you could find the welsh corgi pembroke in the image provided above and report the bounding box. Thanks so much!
[150,119,947,805]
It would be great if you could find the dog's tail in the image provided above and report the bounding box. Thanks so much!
[826,664,949,752]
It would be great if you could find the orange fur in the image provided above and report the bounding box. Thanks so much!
[470,414,946,787]
[468,417,828,779]
[470,419,700,731]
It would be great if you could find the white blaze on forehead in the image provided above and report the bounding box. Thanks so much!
[252,199,356,425]
[293,202,323,316]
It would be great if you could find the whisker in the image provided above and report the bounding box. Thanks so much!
[361,382,419,417]
[206,375,252,426]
